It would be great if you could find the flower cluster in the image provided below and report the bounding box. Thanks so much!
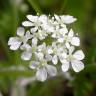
[8,14,85,81]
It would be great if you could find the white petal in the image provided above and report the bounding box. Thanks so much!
[30,27,38,33]
[61,15,77,24]
[36,68,47,82]
[59,27,68,35]
[61,52,67,58]
[37,43,46,51]
[58,38,64,43]
[27,15,38,22]
[21,52,32,60]
[43,24,54,32]
[45,54,52,61]
[8,37,18,45]
[65,43,70,49]
[52,42,57,48]
[37,45,43,52]
[52,33,56,38]
[39,15,47,23]
[10,43,21,50]
[17,27,25,36]
[46,64,57,76]
[54,14,60,21]
[59,53,67,63]
[8,37,21,50]
[71,37,80,46]
[38,30,45,40]
[69,46,75,54]
[68,29,74,37]
[73,50,85,60]
[52,55,58,65]
[32,38,38,45]
[8,37,14,45]
[20,44,31,51]
[71,60,84,72]
[22,21,33,26]
[61,60,69,72]
[25,31,32,40]
[47,47,53,54]
[29,61,39,69]
[36,52,44,60]
[42,24,50,31]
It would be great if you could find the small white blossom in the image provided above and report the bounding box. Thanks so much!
[22,15,41,33]
[8,37,21,50]
[51,26,68,39]
[36,29,48,40]
[37,43,53,61]
[51,42,67,65]
[36,64,57,81]
[22,15,51,33]
[54,15,77,27]
[61,46,85,72]
[57,29,80,48]
[29,59,57,81]
[8,27,32,50]
[20,38,38,60]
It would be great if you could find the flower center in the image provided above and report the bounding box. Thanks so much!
[67,55,75,61]
[41,59,47,66]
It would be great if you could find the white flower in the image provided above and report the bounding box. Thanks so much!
[67,29,80,46]
[36,64,57,81]
[36,29,48,40]
[22,15,50,33]
[51,26,68,39]
[20,44,32,60]
[39,15,48,24]
[61,46,85,72]
[57,29,80,48]
[41,17,55,33]
[29,60,57,82]
[54,15,76,27]
[8,37,21,50]
[22,15,38,26]
[37,43,53,61]
[22,15,41,32]
[8,27,32,50]
[51,42,67,65]
[20,38,38,60]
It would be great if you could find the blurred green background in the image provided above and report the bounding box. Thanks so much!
[0,0,96,96]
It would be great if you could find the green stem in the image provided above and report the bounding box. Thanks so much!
[0,65,34,76]
[12,5,19,65]
[27,0,42,14]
